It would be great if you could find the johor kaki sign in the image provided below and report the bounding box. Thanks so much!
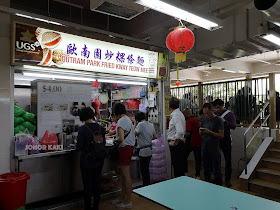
[13,22,159,79]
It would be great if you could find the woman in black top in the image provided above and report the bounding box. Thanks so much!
[77,107,105,210]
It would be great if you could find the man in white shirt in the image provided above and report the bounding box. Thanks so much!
[167,97,186,177]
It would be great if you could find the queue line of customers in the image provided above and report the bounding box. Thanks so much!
[76,103,156,209]
[76,97,236,209]
[168,97,236,187]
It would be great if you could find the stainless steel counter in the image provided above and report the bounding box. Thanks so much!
[16,149,77,160]
[15,148,141,204]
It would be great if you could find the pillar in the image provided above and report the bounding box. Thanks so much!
[245,74,253,123]
[269,73,276,129]
[0,1,13,174]
[198,82,203,110]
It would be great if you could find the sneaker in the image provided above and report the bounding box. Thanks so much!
[116,202,133,209]
[225,180,232,188]
[184,172,189,177]
[195,176,200,180]
[111,199,124,205]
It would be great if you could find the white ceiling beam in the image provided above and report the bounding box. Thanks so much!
[170,68,202,81]
[201,70,245,82]
[252,62,280,75]
[211,59,253,74]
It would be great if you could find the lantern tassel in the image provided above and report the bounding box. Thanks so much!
[177,64,179,81]
[175,52,186,63]
[176,64,181,86]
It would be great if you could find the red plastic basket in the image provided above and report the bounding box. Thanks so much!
[128,99,140,110]
[0,172,30,210]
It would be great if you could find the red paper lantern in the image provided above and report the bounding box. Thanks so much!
[175,81,181,86]
[92,81,99,88]
[166,26,195,63]
[166,26,195,87]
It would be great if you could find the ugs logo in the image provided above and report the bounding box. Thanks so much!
[16,41,40,51]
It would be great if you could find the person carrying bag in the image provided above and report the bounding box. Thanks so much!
[133,112,158,186]
[76,107,105,210]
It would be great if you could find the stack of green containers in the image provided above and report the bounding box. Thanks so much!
[14,105,36,135]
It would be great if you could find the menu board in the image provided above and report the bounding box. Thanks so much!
[34,80,91,138]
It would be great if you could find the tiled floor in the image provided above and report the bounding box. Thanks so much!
[95,161,280,210]
[32,161,280,209]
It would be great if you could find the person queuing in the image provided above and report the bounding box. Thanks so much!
[167,97,186,177]
[197,109,205,125]
[112,103,135,209]
[133,112,158,186]
[77,107,105,210]
[200,103,224,186]
[213,99,236,187]
[183,108,202,179]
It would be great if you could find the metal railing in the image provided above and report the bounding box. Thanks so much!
[171,77,269,122]
[243,101,270,174]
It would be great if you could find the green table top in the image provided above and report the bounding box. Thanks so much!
[133,176,280,210]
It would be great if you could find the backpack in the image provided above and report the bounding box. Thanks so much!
[84,124,106,161]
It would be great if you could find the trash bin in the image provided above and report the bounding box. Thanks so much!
[0,172,30,210]
[130,155,140,179]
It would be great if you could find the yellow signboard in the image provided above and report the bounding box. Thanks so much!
[157,53,169,80]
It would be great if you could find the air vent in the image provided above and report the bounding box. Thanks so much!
[90,0,146,20]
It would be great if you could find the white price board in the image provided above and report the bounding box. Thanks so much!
[36,81,92,138]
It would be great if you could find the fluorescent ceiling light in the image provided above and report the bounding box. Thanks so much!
[119,76,147,81]
[23,65,94,76]
[15,73,44,81]
[23,72,94,81]
[23,65,46,70]
[222,69,236,73]
[23,65,148,81]
[262,33,280,47]
[135,0,219,30]
[16,13,63,26]
[23,65,69,72]
[98,79,147,86]
[273,22,280,27]
[14,80,31,86]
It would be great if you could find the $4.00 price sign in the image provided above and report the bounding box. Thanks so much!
[42,85,62,93]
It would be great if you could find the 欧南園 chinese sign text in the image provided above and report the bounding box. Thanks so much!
[13,22,158,78]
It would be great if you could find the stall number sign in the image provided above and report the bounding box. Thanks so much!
[13,22,159,79]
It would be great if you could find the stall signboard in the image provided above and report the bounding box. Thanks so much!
[157,53,169,80]
[13,22,159,79]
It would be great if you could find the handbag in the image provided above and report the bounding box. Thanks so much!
[135,144,152,156]
[108,123,132,160]
[108,141,120,161]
